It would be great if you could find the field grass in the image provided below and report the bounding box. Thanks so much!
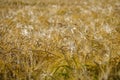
[0,0,120,80]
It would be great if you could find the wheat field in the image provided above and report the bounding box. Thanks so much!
[0,0,120,80]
